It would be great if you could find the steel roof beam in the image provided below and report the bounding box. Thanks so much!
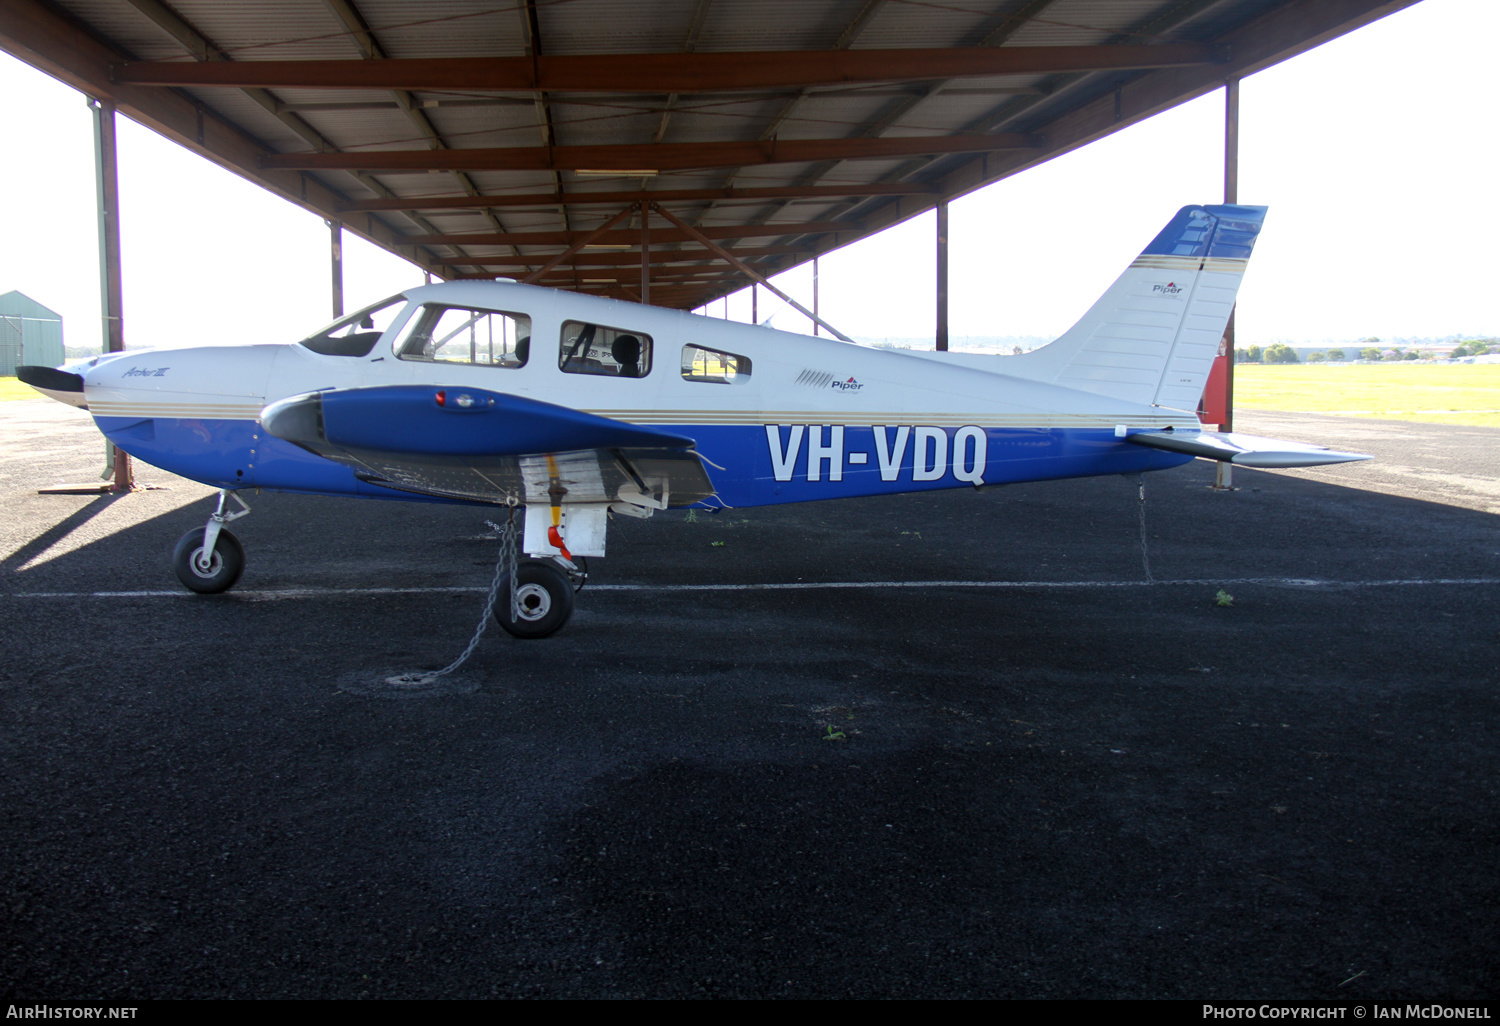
[318,0,512,244]
[112,45,1223,92]
[262,134,1035,173]
[40,244,810,267]
[403,221,856,247]
[270,86,1043,113]
[652,0,712,144]
[446,245,810,267]
[335,183,932,212]
[739,0,1061,258]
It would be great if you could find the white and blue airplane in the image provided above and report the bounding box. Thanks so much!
[20,204,1367,637]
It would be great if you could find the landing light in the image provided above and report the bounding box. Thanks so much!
[435,389,445,406]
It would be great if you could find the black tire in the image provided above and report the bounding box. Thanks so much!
[493,560,574,639]
[172,528,245,594]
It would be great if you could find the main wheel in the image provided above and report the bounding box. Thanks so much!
[493,560,575,639]
[172,528,245,594]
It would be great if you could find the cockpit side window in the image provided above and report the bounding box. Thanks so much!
[682,344,751,384]
[559,320,652,378]
[393,305,532,367]
[299,294,408,356]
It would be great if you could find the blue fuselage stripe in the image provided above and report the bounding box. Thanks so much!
[95,415,1192,506]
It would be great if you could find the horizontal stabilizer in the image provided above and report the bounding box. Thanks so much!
[1127,429,1371,468]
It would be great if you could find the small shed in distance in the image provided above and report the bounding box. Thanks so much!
[0,291,65,376]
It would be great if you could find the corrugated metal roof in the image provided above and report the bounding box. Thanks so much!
[4,0,1419,307]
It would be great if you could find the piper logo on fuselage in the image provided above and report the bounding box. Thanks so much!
[831,377,863,392]
[766,424,986,486]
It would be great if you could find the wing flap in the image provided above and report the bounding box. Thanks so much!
[1127,428,1371,468]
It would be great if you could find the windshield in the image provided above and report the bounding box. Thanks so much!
[299,294,409,357]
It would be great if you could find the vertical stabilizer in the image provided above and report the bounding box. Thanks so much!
[1011,205,1267,410]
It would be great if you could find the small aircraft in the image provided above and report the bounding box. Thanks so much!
[20,204,1368,637]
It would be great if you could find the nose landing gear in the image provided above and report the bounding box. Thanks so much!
[173,489,250,594]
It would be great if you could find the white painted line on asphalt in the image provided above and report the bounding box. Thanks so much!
[5,577,1500,600]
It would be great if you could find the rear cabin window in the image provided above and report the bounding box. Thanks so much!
[559,321,652,378]
[682,344,751,384]
[299,294,408,356]
[394,306,531,367]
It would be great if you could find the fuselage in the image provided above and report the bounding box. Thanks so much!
[77,280,1196,508]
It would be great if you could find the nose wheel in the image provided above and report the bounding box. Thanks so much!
[173,489,250,594]
[173,527,245,593]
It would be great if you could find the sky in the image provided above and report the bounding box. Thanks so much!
[0,0,1495,354]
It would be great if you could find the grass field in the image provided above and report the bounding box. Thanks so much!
[1233,363,1500,428]
[0,376,37,401]
[4,362,1498,428]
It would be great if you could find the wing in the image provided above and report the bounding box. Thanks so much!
[261,385,716,508]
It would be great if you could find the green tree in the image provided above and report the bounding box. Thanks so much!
[1327,349,1346,361]
[1360,347,1382,360]
[1403,350,1420,360]
[1246,344,1263,363]
[1264,343,1300,364]
[1308,351,1326,362]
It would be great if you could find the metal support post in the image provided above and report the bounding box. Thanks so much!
[752,283,758,324]
[1215,78,1239,491]
[936,198,950,351]
[90,97,132,492]
[639,201,650,306]
[328,220,344,319]
[812,256,820,336]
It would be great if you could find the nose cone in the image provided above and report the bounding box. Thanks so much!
[16,365,88,408]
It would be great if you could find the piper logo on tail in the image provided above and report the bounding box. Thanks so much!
[1151,281,1184,295]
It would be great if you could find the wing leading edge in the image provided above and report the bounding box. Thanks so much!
[261,385,716,507]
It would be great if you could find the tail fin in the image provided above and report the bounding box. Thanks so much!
[1012,204,1267,410]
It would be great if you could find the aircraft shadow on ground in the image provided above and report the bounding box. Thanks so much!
[3,455,1496,595]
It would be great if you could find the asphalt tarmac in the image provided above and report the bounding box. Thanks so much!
[2,399,1496,1000]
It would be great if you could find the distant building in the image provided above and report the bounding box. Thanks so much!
[0,291,65,376]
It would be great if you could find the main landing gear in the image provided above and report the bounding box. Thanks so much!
[492,556,585,639]
[173,489,250,594]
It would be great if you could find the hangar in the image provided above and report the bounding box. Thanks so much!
[0,0,1420,484]
[0,290,65,376]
